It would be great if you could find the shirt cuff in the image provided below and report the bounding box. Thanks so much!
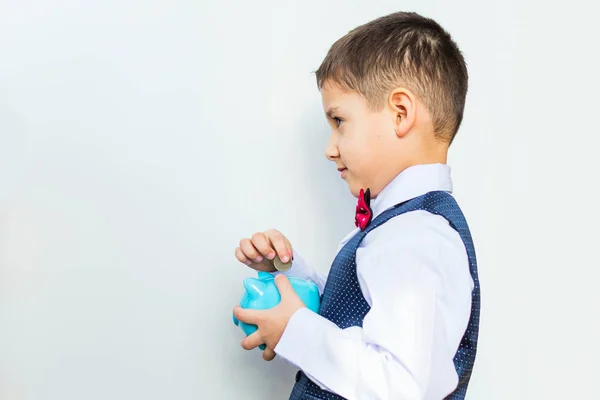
[269,250,327,294]
[269,250,310,279]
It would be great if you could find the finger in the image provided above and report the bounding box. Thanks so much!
[263,346,276,361]
[241,331,264,351]
[233,305,263,325]
[274,274,295,297]
[251,232,276,260]
[239,238,263,263]
[265,229,293,263]
[235,247,252,266]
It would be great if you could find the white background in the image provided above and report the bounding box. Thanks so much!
[1,1,598,399]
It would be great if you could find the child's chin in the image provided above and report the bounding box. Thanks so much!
[343,176,363,197]
[347,184,360,198]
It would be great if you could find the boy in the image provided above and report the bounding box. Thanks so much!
[232,11,480,400]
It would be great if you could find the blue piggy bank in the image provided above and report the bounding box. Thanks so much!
[233,271,320,350]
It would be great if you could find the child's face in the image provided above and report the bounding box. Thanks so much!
[321,81,402,198]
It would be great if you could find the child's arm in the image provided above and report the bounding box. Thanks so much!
[235,229,327,294]
[270,250,328,295]
[273,213,474,399]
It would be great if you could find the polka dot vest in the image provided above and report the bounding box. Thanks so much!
[288,191,480,400]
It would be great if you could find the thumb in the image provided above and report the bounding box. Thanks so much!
[274,274,295,298]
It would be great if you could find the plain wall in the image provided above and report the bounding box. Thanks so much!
[1,1,598,399]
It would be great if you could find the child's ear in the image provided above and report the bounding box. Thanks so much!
[388,87,416,138]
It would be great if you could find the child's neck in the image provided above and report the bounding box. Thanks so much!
[405,144,449,167]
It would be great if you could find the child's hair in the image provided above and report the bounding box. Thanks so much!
[316,12,468,143]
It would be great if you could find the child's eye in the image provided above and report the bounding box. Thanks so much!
[333,117,343,127]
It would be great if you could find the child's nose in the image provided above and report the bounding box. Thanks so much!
[325,136,339,160]
[325,144,339,160]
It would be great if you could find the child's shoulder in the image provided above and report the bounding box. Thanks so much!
[355,209,471,288]
[362,209,465,260]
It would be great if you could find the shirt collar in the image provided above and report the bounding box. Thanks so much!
[370,163,453,219]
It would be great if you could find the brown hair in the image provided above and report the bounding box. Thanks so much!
[316,12,468,143]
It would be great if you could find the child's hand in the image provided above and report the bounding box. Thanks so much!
[233,274,306,361]
[235,229,293,272]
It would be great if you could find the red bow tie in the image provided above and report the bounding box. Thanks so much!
[355,188,373,231]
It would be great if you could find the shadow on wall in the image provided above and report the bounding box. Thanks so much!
[296,102,356,269]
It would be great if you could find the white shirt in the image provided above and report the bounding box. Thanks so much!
[273,163,474,400]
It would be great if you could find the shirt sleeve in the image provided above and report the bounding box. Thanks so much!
[270,249,328,295]
[274,212,473,400]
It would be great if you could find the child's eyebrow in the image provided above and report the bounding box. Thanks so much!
[326,106,340,119]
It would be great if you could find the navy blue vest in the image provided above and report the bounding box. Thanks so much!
[289,191,480,399]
